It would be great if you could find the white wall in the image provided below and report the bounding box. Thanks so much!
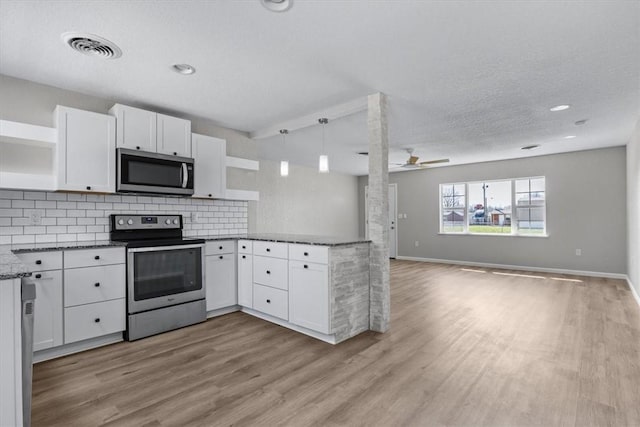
[254,160,360,237]
[358,147,628,275]
[628,119,640,294]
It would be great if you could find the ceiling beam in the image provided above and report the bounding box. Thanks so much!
[249,95,373,140]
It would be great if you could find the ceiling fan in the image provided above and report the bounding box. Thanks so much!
[391,148,449,169]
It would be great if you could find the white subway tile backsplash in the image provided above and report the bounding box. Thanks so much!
[46,193,67,201]
[1,191,248,242]
[57,218,77,226]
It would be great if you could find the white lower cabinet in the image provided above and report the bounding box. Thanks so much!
[205,241,237,311]
[14,251,64,352]
[62,247,126,345]
[32,270,63,351]
[237,253,253,308]
[64,299,125,344]
[253,284,288,321]
[288,260,330,334]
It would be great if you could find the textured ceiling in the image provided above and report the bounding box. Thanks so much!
[0,0,638,175]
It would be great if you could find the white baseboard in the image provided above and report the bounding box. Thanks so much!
[34,332,123,363]
[627,276,640,309]
[240,307,337,344]
[395,256,628,280]
[206,305,241,319]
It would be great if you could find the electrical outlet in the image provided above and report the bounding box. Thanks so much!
[575,249,582,256]
[415,240,419,247]
[29,211,42,225]
[190,212,199,223]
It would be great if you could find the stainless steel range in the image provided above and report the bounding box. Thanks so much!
[110,214,206,341]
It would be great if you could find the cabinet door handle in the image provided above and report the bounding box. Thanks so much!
[219,255,223,260]
[94,282,100,287]
[304,252,309,256]
[266,248,271,252]
[94,255,100,260]
[86,186,92,190]
[136,146,141,150]
[208,194,212,197]
[266,299,271,304]
[173,152,178,156]
[94,318,101,323]
[266,270,271,274]
[242,255,246,259]
[35,274,42,279]
[35,260,42,265]
[242,245,246,249]
[304,265,308,269]
[219,246,223,250]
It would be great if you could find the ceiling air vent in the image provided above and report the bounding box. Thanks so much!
[61,32,122,59]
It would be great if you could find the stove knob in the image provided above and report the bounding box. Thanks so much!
[165,219,172,225]
[117,219,124,226]
[127,219,134,225]
[173,219,179,225]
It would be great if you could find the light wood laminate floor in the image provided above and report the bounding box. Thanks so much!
[32,260,640,426]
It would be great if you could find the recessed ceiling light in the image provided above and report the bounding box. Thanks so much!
[549,105,570,112]
[260,0,293,12]
[172,64,196,75]
[564,135,577,139]
[575,119,588,126]
[521,145,540,150]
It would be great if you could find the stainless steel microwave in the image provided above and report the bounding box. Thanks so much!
[117,148,194,196]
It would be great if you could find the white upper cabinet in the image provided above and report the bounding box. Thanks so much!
[108,104,191,157]
[109,104,157,152]
[192,133,226,199]
[56,106,115,193]
[157,113,191,157]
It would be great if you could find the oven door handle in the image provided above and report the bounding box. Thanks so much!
[128,243,204,253]
[181,163,188,188]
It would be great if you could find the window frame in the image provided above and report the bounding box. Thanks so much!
[439,176,547,237]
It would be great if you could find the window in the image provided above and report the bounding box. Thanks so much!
[439,177,546,236]
[440,183,466,233]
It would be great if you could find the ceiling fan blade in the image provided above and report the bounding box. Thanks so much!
[419,158,450,165]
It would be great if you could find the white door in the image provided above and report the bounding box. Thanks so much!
[365,183,398,258]
[192,133,226,199]
[288,260,330,334]
[33,270,63,351]
[56,106,116,193]
[237,253,253,308]
[109,104,157,152]
[156,113,192,157]
[205,253,237,311]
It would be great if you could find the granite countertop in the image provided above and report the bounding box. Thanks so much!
[199,233,371,246]
[0,240,126,281]
[1,234,370,281]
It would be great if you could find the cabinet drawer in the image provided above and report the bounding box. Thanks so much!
[253,284,288,321]
[252,241,288,259]
[16,251,62,272]
[64,299,125,344]
[237,240,252,254]
[253,255,288,290]
[64,264,126,307]
[206,240,235,256]
[64,247,125,268]
[288,244,329,264]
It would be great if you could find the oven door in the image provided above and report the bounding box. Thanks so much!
[127,243,205,314]
[117,148,194,195]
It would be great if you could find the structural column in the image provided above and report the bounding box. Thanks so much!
[367,92,390,332]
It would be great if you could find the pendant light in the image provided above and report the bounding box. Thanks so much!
[318,118,329,173]
[279,129,289,177]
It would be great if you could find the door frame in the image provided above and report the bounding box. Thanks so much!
[364,183,398,259]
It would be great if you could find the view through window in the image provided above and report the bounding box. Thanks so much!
[440,177,546,236]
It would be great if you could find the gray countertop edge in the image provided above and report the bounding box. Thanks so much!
[1,235,370,280]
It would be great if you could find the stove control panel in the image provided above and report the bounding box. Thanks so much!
[111,214,182,231]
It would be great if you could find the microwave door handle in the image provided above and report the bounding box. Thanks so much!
[181,163,188,188]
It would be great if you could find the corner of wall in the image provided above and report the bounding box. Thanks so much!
[627,116,640,298]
